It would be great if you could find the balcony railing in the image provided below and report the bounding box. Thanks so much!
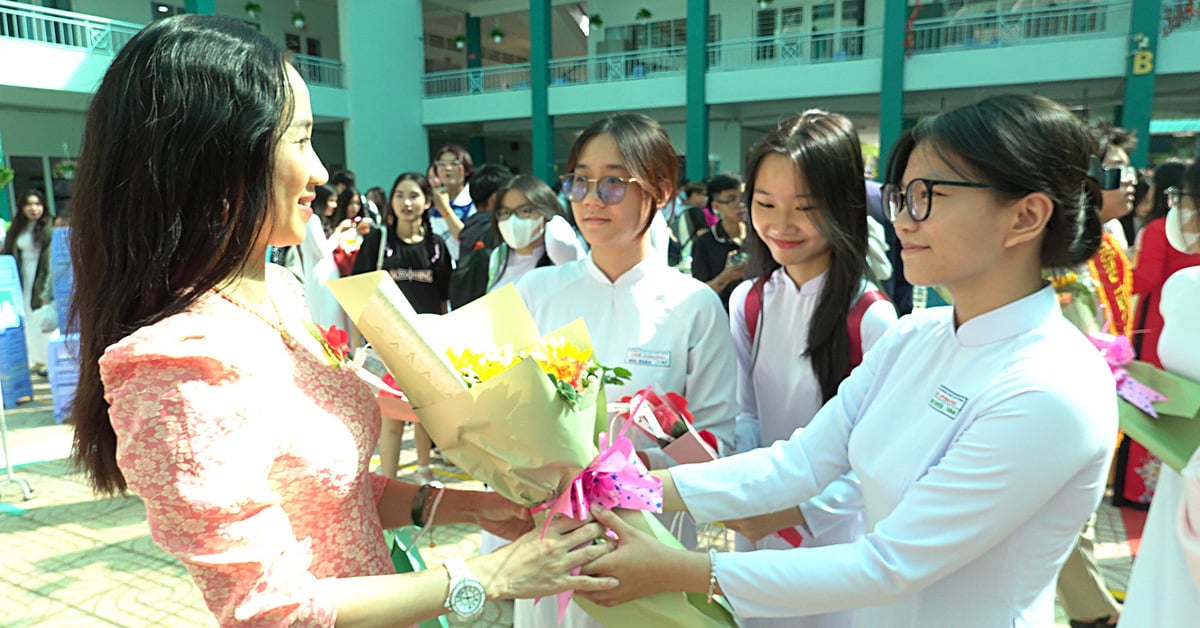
[707,26,882,72]
[548,46,687,84]
[0,0,140,54]
[424,63,532,98]
[1162,0,1200,35]
[293,53,344,88]
[907,1,1130,54]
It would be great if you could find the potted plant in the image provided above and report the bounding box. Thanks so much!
[52,160,76,181]
[243,1,262,19]
[454,34,467,49]
[635,8,652,22]
[291,10,306,29]
[589,13,603,28]
[489,27,504,44]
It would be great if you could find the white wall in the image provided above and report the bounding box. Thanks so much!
[708,120,744,175]
[0,108,86,157]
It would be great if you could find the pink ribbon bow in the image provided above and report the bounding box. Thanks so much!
[1089,333,1168,418]
[533,412,663,622]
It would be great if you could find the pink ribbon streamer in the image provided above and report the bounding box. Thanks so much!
[1088,333,1168,418]
[532,409,664,623]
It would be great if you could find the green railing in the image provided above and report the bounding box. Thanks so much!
[0,0,141,54]
[707,26,883,71]
[907,1,1131,54]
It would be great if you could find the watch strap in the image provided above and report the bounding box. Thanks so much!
[411,481,443,528]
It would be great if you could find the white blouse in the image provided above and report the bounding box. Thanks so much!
[672,285,1117,628]
[727,268,897,628]
[516,254,737,465]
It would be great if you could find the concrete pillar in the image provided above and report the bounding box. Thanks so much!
[338,0,427,188]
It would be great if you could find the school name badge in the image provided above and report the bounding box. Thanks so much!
[626,348,671,368]
[929,385,968,420]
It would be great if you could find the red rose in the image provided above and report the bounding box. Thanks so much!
[698,429,719,452]
[380,372,403,399]
[322,325,350,360]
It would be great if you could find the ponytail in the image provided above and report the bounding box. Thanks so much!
[1062,178,1104,266]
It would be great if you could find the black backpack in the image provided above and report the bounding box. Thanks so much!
[448,217,499,310]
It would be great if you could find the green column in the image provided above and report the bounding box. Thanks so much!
[466,15,482,69]
[340,0,427,190]
[685,0,709,182]
[1120,0,1161,168]
[183,0,215,14]
[530,0,554,183]
[0,129,10,222]
[877,2,908,181]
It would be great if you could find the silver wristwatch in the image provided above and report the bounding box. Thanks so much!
[443,556,486,620]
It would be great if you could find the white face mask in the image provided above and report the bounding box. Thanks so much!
[1166,207,1200,254]
[498,215,545,250]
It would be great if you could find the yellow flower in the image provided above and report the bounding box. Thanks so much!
[447,337,595,391]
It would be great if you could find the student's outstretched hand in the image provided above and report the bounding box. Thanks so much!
[476,492,535,541]
[576,505,688,607]
[476,515,619,600]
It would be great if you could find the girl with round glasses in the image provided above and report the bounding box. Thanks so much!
[576,95,1116,628]
[485,174,586,293]
[428,144,475,265]
[68,16,618,626]
[514,112,737,628]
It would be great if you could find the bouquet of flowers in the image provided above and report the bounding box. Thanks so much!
[1045,268,1100,334]
[1092,332,1200,472]
[448,336,631,411]
[616,388,719,464]
[326,274,736,627]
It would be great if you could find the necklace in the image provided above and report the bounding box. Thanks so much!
[212,286,299,351]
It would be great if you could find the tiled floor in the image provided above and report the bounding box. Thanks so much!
[1,375,1134,627]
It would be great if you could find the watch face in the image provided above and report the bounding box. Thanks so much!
[451,580,486,617]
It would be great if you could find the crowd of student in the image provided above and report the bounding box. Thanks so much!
[34,15,1200,628]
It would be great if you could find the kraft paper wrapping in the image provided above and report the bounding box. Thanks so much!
[329,281,736,627]
[1117,360,1200,472]
[326,272,464,408]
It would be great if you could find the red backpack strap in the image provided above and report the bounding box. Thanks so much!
[744,275,770,344]
[847,290,889,369]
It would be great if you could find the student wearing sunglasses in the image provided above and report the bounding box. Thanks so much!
[514,113,737,628]
[577,95,1116,628]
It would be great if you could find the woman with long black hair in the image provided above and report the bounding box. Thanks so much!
[1,189,54,371]
[69,15,615,626]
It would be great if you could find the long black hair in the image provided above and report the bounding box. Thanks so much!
[1,190,52,256]
[331,186,362,226]
[70,15,294,494]
[743,110,869,403]
[886,94,1103,269]
[385,172,439,260]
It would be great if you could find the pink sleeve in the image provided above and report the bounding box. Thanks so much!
[105,353,338,627]
[370,473,391,505]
